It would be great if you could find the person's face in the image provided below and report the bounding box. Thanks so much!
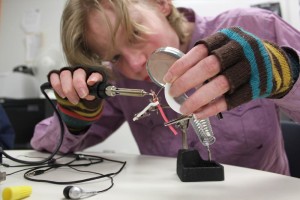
[85,1,180,80]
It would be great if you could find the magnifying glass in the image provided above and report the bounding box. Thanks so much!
[147,47,184,87]
[146,47,187,114]
[146,47,216,150]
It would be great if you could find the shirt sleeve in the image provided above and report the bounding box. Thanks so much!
[262,9,300,122]
[30,98,125,154]
[273,76,300,121]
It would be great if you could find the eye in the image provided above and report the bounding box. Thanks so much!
[133,29,140,36]
[111,54,121,63]
[129,29,142,43]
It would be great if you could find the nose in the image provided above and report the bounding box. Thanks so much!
[123,48,147,73]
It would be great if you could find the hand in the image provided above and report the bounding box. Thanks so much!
[163,27,294,119]
[48,66,106,105]
[163,44,229,119]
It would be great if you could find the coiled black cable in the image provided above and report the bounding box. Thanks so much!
[0,82,64,165]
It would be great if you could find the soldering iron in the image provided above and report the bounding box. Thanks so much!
[88,81,152,98]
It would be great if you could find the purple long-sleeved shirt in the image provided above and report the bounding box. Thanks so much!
[31,8,300,175]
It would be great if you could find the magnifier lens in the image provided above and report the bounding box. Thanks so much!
[146,47,187,114]
[146,47,184,87]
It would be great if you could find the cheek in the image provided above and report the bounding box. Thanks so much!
[120,66,132,75]
[147,16,180,48]
[114,63,129,75]
[148,29,180,49]
[114,63,143,79]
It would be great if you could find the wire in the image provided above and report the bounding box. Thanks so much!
[0,82,126,198]
[157,103,178,135]
[2,153,126,185]
[22,154,126,185]
[0,82,64,165]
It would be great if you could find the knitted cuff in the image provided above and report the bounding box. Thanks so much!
[55,93,104,133]
[282,47,300,83]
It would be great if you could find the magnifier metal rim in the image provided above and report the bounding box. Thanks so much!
[146,47,184,87]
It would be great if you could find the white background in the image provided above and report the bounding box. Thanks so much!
[0,0,299,153]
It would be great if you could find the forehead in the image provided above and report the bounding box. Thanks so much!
[84,2,151,60]
[85,7,116,59]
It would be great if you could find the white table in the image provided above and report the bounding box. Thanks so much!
[1,150,300,200]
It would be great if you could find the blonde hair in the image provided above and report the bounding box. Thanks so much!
[61,0,187,67]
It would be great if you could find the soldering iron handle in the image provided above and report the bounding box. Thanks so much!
[89,82,112,99]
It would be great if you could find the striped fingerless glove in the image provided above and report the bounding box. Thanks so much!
[48,66,108,134]
[196,26,299,109]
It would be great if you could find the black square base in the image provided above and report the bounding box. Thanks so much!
[177,149,224,182]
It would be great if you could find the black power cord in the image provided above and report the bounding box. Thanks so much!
[0,82,127,199]
[1,153,126,199]
[22,153,126,184]
[0,82,64,165]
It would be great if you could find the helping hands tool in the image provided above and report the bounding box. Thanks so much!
[165,115,215,161]
[144,46,224,182]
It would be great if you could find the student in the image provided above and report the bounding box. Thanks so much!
[31,0,300,176]
[0,105,15,149]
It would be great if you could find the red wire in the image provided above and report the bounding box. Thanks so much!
[157,103,178,135]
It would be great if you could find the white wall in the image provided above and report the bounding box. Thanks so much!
[1,0,299,74]
[1,0,300,154]
[174,0,300,30]
[0,0,66,72]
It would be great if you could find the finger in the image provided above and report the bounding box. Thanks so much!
[84,95,96,101]
[85,72,103,101]
[60,70,79,105]
[180,75,230,115]
[73,68,89,98]
[49,73,66,98]
[163,44,208,83]
[170,54,221,97]
[193,97,228,120]
[87,72,103,86]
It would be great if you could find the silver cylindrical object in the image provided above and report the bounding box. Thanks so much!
[190,116,215,147]
[105,86,150,97]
